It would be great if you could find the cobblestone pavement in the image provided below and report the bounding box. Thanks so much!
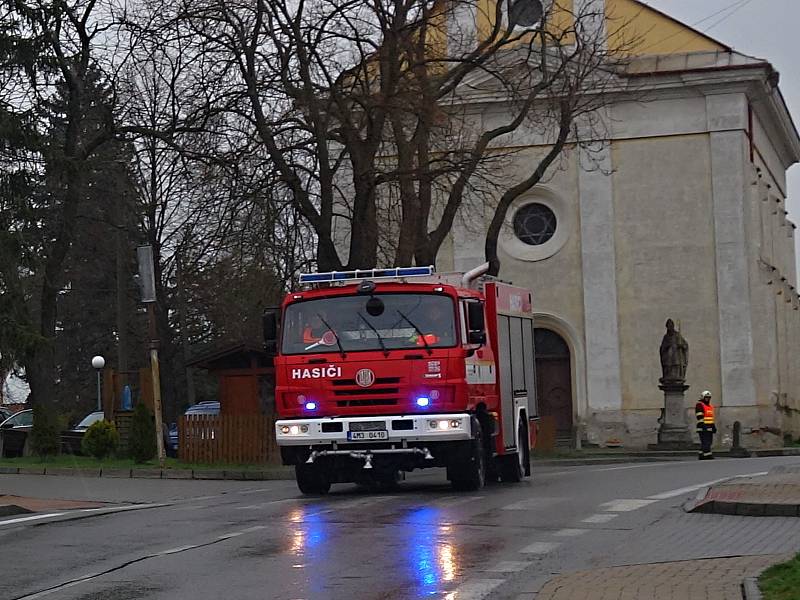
[535,555,787,600]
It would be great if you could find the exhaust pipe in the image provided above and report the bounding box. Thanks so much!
[461,262,490,288]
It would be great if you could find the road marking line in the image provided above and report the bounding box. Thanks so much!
[581,513,618,523]
[0,513,66,526]
[519,541,560,554]
[157,544,201,555]
[646,472,770,500]
[325,496,399,510]
[445,578,506,599]
[501,497,567,510]
[599,499,657,512]
[434,496,484,508]
[237,487,274,495]
[236,499,297,510]
[76,503,164,514]
[485,561,529,573]
[553,528,588,537]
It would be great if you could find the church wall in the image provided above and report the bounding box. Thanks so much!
[611,134,722,439]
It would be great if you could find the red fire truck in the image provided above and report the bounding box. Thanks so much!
[263,265,537,494]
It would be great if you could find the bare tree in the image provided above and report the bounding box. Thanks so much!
[154,0,631,274]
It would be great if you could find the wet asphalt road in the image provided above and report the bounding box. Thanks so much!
[2,456,800,600]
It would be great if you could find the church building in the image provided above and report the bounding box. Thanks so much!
[436,0,800,447]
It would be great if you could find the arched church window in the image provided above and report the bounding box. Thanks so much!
[513,203,557,246]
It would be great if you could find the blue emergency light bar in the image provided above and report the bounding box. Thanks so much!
[299,266,434,284]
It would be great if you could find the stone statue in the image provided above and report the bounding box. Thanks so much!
[659,318,688,384]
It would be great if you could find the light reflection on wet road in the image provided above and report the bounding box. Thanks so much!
[6,458,800,600]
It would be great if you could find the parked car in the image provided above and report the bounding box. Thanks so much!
[167,401,220,458]
[0,409,33,457]
[60,411,105,455]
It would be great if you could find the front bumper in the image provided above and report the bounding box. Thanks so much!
[275,413,473,446]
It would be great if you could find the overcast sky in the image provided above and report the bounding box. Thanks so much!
[644,0,800,272]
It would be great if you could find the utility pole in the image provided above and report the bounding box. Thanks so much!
[176,250,196,407]
[137,245,166,467]
[114,189,130,381]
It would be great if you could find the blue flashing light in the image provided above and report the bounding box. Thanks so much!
[305,401,317,411]
[416,396,430,408]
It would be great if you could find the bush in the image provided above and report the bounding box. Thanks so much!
[81,420,119,459]
[30,404,61,457]
[129,402,156,463]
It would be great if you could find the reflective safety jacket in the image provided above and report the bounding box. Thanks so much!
[695,401,715,431]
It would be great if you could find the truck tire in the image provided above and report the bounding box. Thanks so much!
[449,439,486,491]
[500,420,529,483]
[295,464,331,495]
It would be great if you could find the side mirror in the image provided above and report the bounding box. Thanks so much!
[468,330,486,345]
[466,301,486,346]
[262,309,279,352]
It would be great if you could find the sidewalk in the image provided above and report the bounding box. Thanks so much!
[685,465,800,517]
[534,555,787,600]
[533,466,800,600]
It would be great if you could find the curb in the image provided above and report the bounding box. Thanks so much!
[0,466,295,481]
[741,577,762,600]
[0,504,31,517]
[535,456,697,467]
[683,478,800,517]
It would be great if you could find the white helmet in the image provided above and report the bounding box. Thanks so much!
[700,390,712,400]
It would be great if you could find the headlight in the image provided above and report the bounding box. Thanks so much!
[449,420,461,429]
[289,425,300,435]
[280,425,290,434]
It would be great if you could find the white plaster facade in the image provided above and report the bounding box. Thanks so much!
[439,51,800,448]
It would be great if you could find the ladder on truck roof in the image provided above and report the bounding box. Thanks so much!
[298,265,499,290]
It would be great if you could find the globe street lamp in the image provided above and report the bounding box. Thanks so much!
[91,355,105,412]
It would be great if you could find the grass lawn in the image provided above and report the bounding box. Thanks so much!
[759,553,800,600]
[0,454,281,472]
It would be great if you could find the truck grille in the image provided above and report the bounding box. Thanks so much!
[336,398,399,407]
[332,377,401,386]
[331,376,402,407]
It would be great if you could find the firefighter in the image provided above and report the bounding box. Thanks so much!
[302,312,328,344]
[695,390,716,460]
[409,302,452,347]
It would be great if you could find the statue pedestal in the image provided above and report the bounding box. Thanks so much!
[650,381,693,450]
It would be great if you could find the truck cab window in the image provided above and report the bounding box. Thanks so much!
[282,294,457,355]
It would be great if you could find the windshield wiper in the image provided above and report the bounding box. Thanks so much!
[317,313,347,358]
[357,312,389,357]
[397,309,432,355]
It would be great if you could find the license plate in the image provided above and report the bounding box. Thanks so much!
[347,430,389,441]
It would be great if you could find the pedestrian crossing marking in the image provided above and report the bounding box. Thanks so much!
[501,497,568,510]
[519,541,560,554]
[599,499,658,512]
[581,513,618,523]
[485,561,530,572]
[553,528,588,537]
[444,578,505,599]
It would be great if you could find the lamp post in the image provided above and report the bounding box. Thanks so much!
[91,355,105,412]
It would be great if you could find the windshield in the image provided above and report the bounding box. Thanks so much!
[281,293,457,355]
[4,411,32,427]
[76,412,104,429]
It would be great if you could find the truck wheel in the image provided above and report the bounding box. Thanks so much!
[295,464,331,495]
[500,420,529,483]
[450,439,486,491]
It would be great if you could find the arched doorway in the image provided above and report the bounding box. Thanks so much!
[534,328,574,445]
